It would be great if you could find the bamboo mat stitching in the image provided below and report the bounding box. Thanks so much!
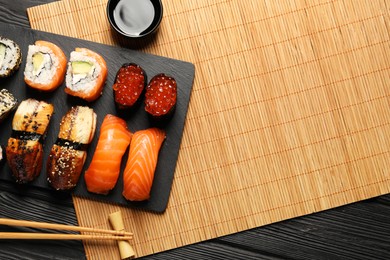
[29,0,352,47]
[151,0,342,47]
[184,66,390,149]
[71,30,111,40]
[193,13,385,67]
[193,38,389,93]
[27,0,233,40]
[180,99,390,164]
[28,2,106,24]
[166,150,390,208]
[31,0,233,22]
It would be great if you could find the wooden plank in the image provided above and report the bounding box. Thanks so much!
[27,0,390,258]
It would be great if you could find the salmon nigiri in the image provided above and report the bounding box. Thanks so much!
[84,114,132,194]
[24,40,67,91]
[122,128,166,201]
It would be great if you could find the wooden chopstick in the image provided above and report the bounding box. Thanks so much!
[0,218,133,237]
[0,232,133,241]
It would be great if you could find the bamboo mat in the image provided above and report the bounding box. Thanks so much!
[27,0,390,259]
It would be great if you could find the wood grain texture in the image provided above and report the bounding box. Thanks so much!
[0,182,85,260]
[25,0,390,258]
[1,183,390,259]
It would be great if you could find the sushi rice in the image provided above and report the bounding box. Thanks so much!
[66,51,101,94]
[24,44,61,85]
[0,36,22,78]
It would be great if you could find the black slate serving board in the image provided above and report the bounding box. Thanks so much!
[0,22,195,213]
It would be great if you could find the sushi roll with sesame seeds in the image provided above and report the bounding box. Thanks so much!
[0,36,22,78]
[0,89,18,123]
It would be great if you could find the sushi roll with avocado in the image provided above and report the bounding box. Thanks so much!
[24,40,67,91]
[0,88,18,123]
[0,36,22,78]
[65,48,107,102]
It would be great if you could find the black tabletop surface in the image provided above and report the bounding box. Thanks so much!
[1,1,390,259]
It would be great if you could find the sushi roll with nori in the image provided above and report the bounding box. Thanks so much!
[24,40,67,91]
[65,48,107,102]
[0,88,18,123]
[0,36,22,78]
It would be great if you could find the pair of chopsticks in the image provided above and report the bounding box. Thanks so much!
[0,218,133,241]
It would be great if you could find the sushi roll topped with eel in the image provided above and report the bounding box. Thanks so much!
[24,40,67,91]
[65,48,107,102]
[0,36,22,78]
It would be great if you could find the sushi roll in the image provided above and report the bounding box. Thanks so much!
[24,40,67,91]
[65,48,107,102]
[0,36,22,78]
[145,73,177,120]
[47,106,96,191]
[113,63,146,110]
[0,89,18,123]
[6,99,54,183]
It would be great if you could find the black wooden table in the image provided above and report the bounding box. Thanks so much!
[1,1,390,259]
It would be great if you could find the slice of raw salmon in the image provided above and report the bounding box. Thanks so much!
[84,114,132,194]
[122,128,166,201]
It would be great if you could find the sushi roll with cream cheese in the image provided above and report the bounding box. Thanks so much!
[0,36,22,78]
[24,40,67,92]
[65,48,107,102]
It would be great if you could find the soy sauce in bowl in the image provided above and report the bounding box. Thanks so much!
[107,0,163,38]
